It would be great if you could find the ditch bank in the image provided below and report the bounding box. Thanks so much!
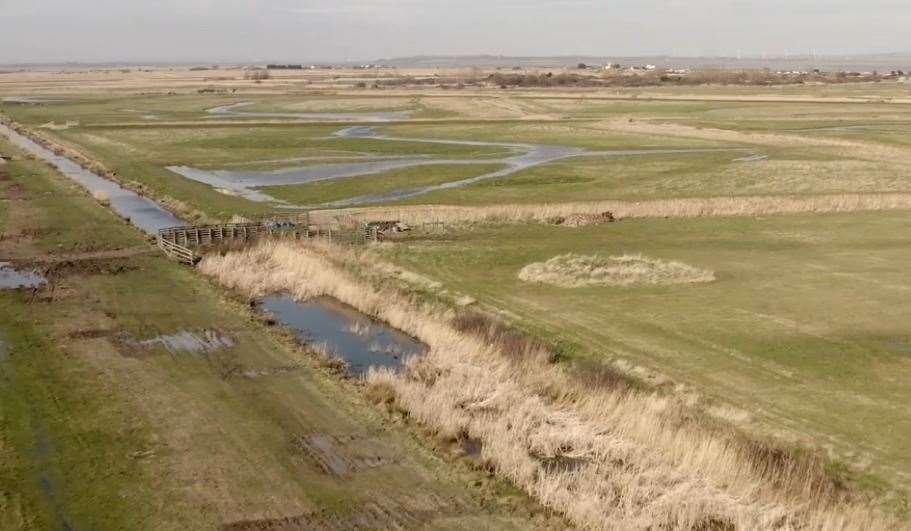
[198,239,897,531]
[0,119,205,227]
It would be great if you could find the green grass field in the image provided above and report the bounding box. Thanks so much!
[0,135,541,529]
[379,212,911,493]
[6,90,911,216]
[259,163,507,206]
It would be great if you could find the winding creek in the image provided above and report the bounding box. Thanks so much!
[208,102,414,122]
[170,123,745,208]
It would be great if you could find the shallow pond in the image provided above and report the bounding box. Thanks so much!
[0,262,46,289]
[261,294,425,377]
[0,124,186,234]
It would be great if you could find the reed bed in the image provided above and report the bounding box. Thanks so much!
[199,241,896,530]
[318,193,911,227]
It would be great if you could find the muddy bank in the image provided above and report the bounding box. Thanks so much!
[260,294,424,377]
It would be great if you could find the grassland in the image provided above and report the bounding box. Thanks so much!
[0,135,544,529]
[6,88,911,214]
[378,212,911,495]
[3,69,911,526]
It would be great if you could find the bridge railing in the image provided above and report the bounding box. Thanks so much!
[156,218,376,265]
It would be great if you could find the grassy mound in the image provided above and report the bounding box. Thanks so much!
[518,253,715,287]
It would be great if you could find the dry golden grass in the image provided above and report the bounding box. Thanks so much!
[199,240,898,531]
[319,192,911,227]
[91,189,111,206]
[519,253,715,288]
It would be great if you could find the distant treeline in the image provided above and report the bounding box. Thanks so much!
[362,69,904,90]
[485,70,902,88]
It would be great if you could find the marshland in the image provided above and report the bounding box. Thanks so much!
[2,58,911,531]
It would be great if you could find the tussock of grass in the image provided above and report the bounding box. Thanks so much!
[199,241,896,531]
[519,253,716,288]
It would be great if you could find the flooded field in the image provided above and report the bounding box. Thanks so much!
[0,124,185,233]
[170,124,741,207]
[260,294,425,376]
[0,262,46,289]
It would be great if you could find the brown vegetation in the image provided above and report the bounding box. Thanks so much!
[518,253,716,288]
[199,241,896,531]
[318,192,911,227]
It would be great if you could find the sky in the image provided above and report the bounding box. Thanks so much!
[0,0,909,64]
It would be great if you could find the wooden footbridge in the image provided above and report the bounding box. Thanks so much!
[157,214,372,265]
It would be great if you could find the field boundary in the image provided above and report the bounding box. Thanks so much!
[323,192,911,225]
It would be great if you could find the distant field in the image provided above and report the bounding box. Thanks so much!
[5,88,911,216]
[379,211,911,492]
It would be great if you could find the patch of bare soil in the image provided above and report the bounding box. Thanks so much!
[0,169,24,201]
[222,493,468,531]
[241,365,301,379]
[67,329,114,340]
[293,432,399,477]
[42,256,138,280]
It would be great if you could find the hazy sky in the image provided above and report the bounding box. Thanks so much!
[1,0,909,64]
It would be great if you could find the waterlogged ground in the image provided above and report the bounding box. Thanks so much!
[16,91,903,217]
[169,124,744,207]
[0,262,46,289]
